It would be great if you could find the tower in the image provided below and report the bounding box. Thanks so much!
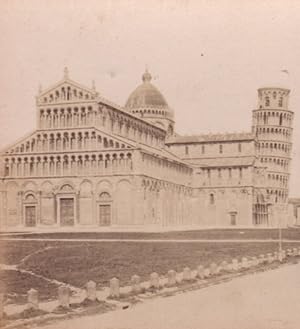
[252,87,294,226]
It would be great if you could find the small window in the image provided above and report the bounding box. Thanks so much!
[201,145,205,154]
[185,145,189,155]
[219,144,223,154]
[209,193,215,205]
[229,168,232,178]
[278,97,283,107]
[279,113,283,126]
[238,143,242,152]
[265,96,270,107]
[207,169,211,179]
[218,168,222,178]
[239,168,243,179]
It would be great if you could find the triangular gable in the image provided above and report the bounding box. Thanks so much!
[37,77,99,105]
[1,127,136,155]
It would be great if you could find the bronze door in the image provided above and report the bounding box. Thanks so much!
[25,206,36,227]
[99,204,111,226]
[60,198,74,226]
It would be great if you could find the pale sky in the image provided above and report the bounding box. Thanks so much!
[0,0,299,196]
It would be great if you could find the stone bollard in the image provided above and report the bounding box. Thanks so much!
[267,253,273,264]
[86,280,97,301]
[209,263,218,275]
[110,278,120,298]
[241,257,248,269]
[182,267,192,281]
[149,272,160,289]
[203,268,210,278]
[131,275,141,293]
[293,248,298,256]
[220,261,228,272]
[197,265,205,279]
[232,259,239,271]
[283,250,287,258]
[58,286,70,308]
[0,293,3,320]
[259,254,265,264]
[251,256,258,267]
[27,288,39,310]
[167,270,177,286]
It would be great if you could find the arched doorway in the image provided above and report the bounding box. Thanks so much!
[98,192,112,226]
[57,184,76,226]
[23,193,37,227]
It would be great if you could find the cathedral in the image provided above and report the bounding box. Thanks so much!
[0,68,294,229]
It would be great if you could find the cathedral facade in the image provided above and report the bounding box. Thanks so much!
[0,69,294,229]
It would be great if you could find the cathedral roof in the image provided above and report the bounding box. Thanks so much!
[166,132,255,144]
[125,70,170,110]
[189,156,256,168]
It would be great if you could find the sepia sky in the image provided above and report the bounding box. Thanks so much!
[0,0,300,196]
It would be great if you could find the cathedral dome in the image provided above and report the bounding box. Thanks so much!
[125,70,170,110]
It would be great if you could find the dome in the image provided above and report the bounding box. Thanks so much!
[125,70,169,109]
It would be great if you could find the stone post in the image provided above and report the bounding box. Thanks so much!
[267,253,273,263]
[251,256,258,267]
[197,265,205,279]
[27,288,39,310]
[293,248,298,256]
[167,270,177,286]
[86,280,97,301]
[149,272,160,289]
[58,286,70,308]
[109,278,120,298]
[182,267,192,281]
[259,254,265,264]
[241,257,248,269]
[220,261,228,272]
[232,259,239,271]
[131,275,141,293]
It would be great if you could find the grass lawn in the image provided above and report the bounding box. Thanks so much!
[0,270,60,304]
[1,227,300,240]
[1,239,300,305]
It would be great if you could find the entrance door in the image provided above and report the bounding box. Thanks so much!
[25,206,36,227]
[60,198,75,226]
[99,204,111,226]
[230,213,237,226]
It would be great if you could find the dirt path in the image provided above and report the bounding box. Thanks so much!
[38,262,300,329]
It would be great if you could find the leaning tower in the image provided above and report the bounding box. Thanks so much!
[252,87,294,226]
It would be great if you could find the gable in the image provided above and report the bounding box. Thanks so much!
[37,79,98,106]
[1,127,135,156]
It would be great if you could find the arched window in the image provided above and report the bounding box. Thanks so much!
[265,97,270,107]
[209,193,215,205]
[238,143,242,152]
[263,112,268,124]
[279,113,283,126]
[99,192,111,200]
[185,145,189,155]
[278,97,283,107]
[219,144,223,154]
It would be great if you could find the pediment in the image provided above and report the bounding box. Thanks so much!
[37,78,99,106]
[1,128,136,155]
